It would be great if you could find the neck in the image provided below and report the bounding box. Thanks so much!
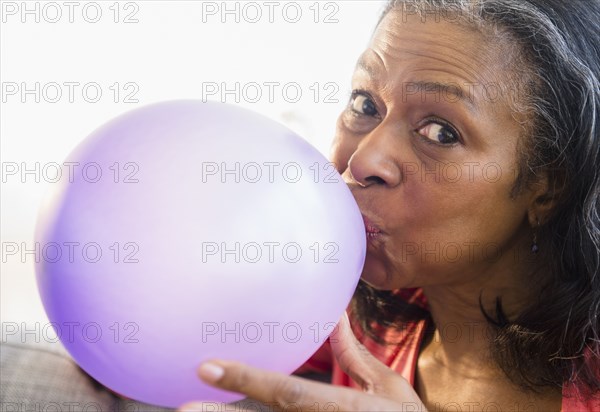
[420,239,539,375]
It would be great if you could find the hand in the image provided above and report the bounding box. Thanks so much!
[179,313,428,411]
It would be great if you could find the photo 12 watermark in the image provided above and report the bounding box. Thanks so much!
[200,241,339,264]
[1,161,140,184]
[401,161,505,184]
[200,81,340,104]
[400,80,528,106]
[200,1,340,24]
[1,1,140,24]
[394,241,538,265]
[2,321,139,345]
[200,161,339,185]
[396,1,505,30]
[428,401,540,412]
[1,82,140,104]
[1,241,140,264]
[0,401,107,412]
[189,401,342,412]
[200,321,338,345]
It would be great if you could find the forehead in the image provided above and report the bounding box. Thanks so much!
[360,8,520,112]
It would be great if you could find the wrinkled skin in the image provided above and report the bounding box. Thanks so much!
[181,9,562,412]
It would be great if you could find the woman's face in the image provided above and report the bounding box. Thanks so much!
[332,9,539,290]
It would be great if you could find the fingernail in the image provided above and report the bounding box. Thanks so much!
[198,362,224,383]
[177,404,200,412]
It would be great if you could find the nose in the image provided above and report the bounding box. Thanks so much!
[347,129,402,188]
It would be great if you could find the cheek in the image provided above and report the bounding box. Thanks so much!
[400,161,517,225]
[380,165,527,284]
[405,186,504,247]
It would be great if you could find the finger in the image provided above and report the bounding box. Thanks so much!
[330,312,409,396]
[192,359,405,411]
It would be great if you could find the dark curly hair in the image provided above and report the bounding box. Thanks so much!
[352,0,600,398]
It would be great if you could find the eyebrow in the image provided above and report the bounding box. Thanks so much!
[355,59,477,112]
[356,59,382,81]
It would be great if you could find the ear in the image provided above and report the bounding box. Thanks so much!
[526,169,565,226]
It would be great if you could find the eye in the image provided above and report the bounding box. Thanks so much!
[349,91,378,117]
[416,121,460,145]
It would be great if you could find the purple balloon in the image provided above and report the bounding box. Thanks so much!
[35,100,366,407]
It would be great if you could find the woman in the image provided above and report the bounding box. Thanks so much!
[182,0,600,410]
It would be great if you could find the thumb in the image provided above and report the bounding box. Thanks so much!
[330,312,408,396]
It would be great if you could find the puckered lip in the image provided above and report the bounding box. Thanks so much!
[362,214,383,234]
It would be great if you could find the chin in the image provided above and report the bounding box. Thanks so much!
[360,257,420,291]
[360,261,395,290]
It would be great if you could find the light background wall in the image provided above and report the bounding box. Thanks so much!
[0,0,387,327]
